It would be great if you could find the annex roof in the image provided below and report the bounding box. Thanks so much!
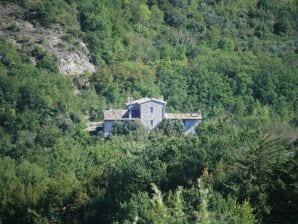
[103,109,138,121]
[85,121,103,132]
[104,109,127,120]
[165,113,202,120]
[125,97,166,106]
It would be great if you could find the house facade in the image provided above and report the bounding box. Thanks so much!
[102,98,202,136]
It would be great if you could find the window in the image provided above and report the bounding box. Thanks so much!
[150,107,153,113]
[150,120,153,127]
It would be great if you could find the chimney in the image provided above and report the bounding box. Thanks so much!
[159,96,164,101]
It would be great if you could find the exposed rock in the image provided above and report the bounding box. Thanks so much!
[23,21,35,32]
[59,52,95,75]
[0,3,96,75]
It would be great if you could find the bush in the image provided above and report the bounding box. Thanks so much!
[36,54,59,73]
[111,120,147,136]
[156,119,184,136]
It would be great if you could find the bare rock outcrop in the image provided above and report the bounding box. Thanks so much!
[59,51,95,75]
[0,4,96,75]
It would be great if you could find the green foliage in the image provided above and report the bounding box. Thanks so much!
[111,120,147,137]
[23,0,78,27]
[91,62,160,106]
[211,133,296,221]
[156,119,184,136]
[118,179,258,224]
[0,0,297,223]
[31,46,59,72]
[264,149,298,224]
[0,39,81,158]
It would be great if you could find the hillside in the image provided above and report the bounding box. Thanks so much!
[0,0,297,223]
[0,3,95,74]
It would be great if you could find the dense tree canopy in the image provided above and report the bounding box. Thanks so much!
[0,0,297,223]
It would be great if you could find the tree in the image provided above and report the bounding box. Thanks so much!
[156,119,184,136]
[118,179,258,224]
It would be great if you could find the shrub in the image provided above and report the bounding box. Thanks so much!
[111,120,147,136]
[156,119,184,136]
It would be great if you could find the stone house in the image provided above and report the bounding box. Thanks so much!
[102,98,201,136]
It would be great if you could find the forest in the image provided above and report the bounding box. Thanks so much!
[0,0,297,223]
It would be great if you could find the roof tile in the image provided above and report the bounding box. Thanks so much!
[126,97,166,106]
[165,113,201,120]
[103,109,128,120]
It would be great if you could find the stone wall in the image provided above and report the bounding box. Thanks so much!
[140,101,165,130]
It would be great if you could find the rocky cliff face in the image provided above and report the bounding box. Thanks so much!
[58,48,96,75]
[0,4,95,75]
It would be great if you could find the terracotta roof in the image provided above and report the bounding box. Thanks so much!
[165,113,202,120]
[126,98,166,106]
